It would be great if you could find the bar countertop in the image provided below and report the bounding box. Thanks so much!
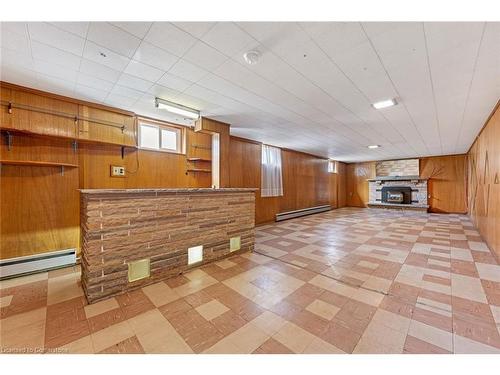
[79,187,259,195]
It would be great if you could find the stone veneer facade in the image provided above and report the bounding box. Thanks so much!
[376,159,419,177]
[80,188,257,303]
[368,179,428,208]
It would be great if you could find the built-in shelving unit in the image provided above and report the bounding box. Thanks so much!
[186,157,212,162]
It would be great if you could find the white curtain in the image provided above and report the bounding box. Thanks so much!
[261,144,283,197]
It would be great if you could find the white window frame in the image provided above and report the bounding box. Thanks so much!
[138,119,184,154]
[328,160,338,174]
[261,144,284,197]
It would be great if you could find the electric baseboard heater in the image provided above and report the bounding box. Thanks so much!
[0,248,76,280]
[275,205,331,222]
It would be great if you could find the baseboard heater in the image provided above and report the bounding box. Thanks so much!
[0,248,76,280]
[275,205,331,222]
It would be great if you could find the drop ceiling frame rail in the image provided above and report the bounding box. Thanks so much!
[0,100,126,132]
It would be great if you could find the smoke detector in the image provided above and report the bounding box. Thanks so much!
[243,50,260,65]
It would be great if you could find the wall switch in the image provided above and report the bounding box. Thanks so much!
[110,165,126,177]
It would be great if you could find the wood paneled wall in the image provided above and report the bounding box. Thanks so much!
[228,137,347,224]
[468,101,500,258]
[345,155,468,214]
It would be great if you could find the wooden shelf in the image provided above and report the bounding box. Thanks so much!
[1,127,138,149]
[187,158,212,162]
[186,168,211,173]
[0,160,79,168]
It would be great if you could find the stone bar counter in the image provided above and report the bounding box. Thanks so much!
[80,188,257,303]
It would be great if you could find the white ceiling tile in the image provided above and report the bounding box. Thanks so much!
[157,73,193,91]
[124,60,164,82]
[168,59,208,82]
[183,42,227,71]
[0,48,34,71]
[77,72,115,92]
[145,23,197,57]
[0,24,31,55]
[116,73,154,92]
[31,41,81,70]
[33,59,78,82]
[50,22,89,37]
[28,22,85,56]
[172,22,216,38]
[87,22,141,58]
[201,22,256,57]
[110,84,145,100]
[74,84,108,102]
[83,41,130,71]
[79,59,121,83]
[132,41,178,71]
[111,22,152,38]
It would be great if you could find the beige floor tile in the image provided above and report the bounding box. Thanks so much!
[0,307,47,332]
[357,260,379,270]
[0,295,13,308]
[371,309,411,334]
[250,311,287,335]
[196,300,229,321]
[476,263,500,282]
[203,336,243,354]
[215,259,237,269]
[408,319,452,351]
[57,335,94,354]
[453,334,500,354]
[240,252,272,264]
[362,276,392,293]
[174,274,218,297]
[47,273,83,305]
[227,322,270,353]
[351,287,384,307]
[127,309,192,353]
[84,297,119,319]
[302,337,345,354]
[91,321,134,352]
[0,272,48,290]
[1,319,45,352]
[451,274,488,303]
[353,320,406,354]
[305,299,340,320]
[273,322,316,353]
[142,281,180,307]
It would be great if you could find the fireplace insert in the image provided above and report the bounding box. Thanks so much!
[381,186,412,204]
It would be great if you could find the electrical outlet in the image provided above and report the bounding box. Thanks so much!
[110,165,126,177]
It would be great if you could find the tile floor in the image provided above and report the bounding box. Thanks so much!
[1,207,500,354]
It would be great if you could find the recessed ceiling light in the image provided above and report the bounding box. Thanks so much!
[372,98,397,109]
[367,145,380,149]
[243,50,260,65]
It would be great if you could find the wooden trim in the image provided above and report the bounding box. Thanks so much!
[0,81,135,116]
[345,153,468,165]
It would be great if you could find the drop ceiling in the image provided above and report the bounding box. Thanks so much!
[0,21,498,162]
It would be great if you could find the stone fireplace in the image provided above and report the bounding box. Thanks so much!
[367,159,429,211]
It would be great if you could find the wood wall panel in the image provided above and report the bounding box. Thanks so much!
[468,102,500,258]
[78,105,136,146]
[5,89,79,138]
[420,155,467,214]
[346,162,376,207]
[0,165,79,259]
[228,136,346,224]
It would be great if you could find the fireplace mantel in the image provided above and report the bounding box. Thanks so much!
[367,176,428,182]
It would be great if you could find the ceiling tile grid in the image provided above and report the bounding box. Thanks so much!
[0,21,498,162]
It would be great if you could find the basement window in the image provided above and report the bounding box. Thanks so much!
[138,119,183,153]
[328,160,338,174]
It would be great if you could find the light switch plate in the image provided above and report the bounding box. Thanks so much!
[110,165,126,177]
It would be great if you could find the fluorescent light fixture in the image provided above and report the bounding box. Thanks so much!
[372,98,397,109]
[155,98,200,120]
[367,145,381,149]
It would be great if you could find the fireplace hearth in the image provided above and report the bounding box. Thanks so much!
[381,186,413,204]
